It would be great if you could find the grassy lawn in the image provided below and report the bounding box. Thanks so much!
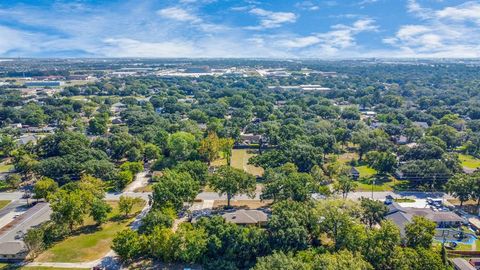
[231,149,264,177]
[459,154,480,169]
[455,239,480,251]
[212,149,264,176]
[0,164,13,173]
[35,200,145,263]
[355,165,377,178]
[0,200,11,210]
[356,175,404,192]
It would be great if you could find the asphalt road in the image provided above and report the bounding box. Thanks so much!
[0,190,451,202]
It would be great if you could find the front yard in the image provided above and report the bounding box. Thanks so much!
[35,200,145,263]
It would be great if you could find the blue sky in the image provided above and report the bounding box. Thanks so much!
[0,0,479,58]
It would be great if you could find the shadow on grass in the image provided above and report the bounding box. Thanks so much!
[71,224,103,236]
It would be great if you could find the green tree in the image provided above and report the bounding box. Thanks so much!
[362,220,400,270]
[360,198,388,228]
[116,170,134,189]
[252,252,308,270]
[333,175,357,199]
[5,173,22,188]
[268,200,315,251]
[112,229,144,262]
[209,165,256,208]
[139,207,176,233]
[167,131,197,161]
[24,227,45,258]
[172,223,207,263]
[365,151,397,175]
[261,163,320,202]
[152,169,200,211]
[143,143,161,162]
[198,132,220,165]
[314,250,373,270]
[316,199,364,251]
[445,173,473,207]
[405,216,436,249]
[90,198,112,225]
[0,134,15,157]
[174,160,209,185]
[219,138,235,166]
[119,161,143,174]
[87,113,109,135]
[33,177,58,201]
[118,196,140,217]
[49,189,87,231]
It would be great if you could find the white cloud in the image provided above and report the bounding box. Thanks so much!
[0,26,33,54]
[295,1,320,11]
[383,1,480,58]
[436,2,480,23]
[270,19,378,58]
[157,7,201,23]
[246,8,297,30]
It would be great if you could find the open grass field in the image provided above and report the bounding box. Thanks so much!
[35,200,145,263]
[212,149,264,176]
[355,165,377,178]
[231,149,264,177]
[356,175,405,192]
[459,154,480,169]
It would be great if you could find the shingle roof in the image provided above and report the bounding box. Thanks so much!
[222,210,268,225]
[0,241,26,255]
[451,258,475,270]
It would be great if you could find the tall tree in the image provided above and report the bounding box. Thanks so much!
[365,151,397,175]
[112,229,144,262]
[198,132,220,165]
[405,216,436,249]
[209,165,256,208]
[360,198,388,228]
[33,177,59,201]
[152,169,200,211]
[333,175,357,199]
[445,173,473,207]
[219,138,235,166]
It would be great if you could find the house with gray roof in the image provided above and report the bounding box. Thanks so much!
[222,210,268,226]
[385,202,465,236]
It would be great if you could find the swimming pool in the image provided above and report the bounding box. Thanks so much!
[434,228,477,245]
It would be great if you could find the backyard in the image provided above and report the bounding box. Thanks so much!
[35,200,145,263]
[459,154,480,170]
[212,149,264,176]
